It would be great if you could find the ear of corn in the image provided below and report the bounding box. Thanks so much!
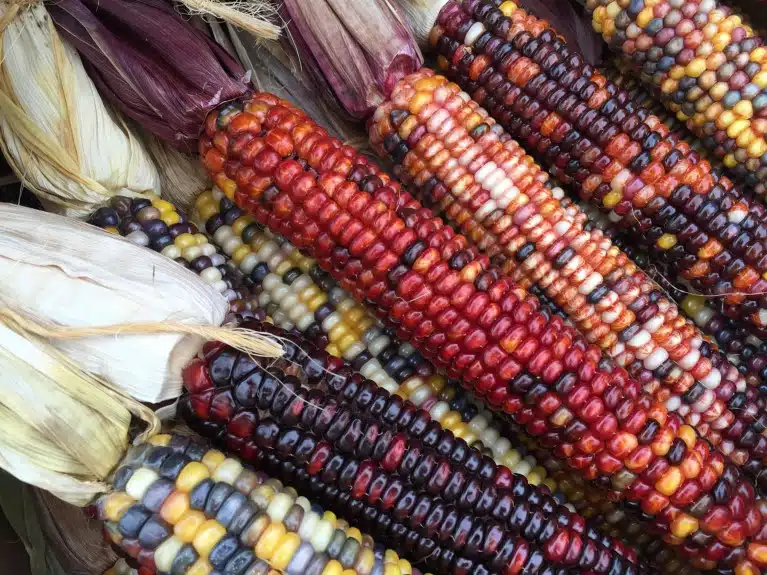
[429,0,767,344]
[198,92,767,573]
[180,319,644,574]
[586,0,767,197]
[369,68,767,488]
[87,194,262,324]
[98,433,424,575]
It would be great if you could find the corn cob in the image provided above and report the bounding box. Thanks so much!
[430,0,767,342]
[87,195,261,323]
[191,192,696,571]
[98,433,423,575]
[194,187,571,488]
[585,0,767,198]
[370,68,767,485]
[199,92,767,572]
[180,319,644,573]
[194,193,693,566]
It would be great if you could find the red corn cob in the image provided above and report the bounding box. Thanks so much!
[199,92,767,573]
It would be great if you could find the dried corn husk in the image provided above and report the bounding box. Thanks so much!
[0,471,117,575]
[48,0,252,150]
[0,309,159,506]
[0,204,228,403]
[279,0,423,119]
[143,135,210,213]
[0,3,160,217]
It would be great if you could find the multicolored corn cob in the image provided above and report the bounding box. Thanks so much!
[198,92,767,572]
[98,433,422,575]
[194,189,701,571]
[430,0,767,341]
[369,68,767,484]
[586,0,767,197]
[88,195,261,323]
[181,319,645,574]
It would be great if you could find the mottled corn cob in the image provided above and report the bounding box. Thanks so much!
[198,92,767,572]
[370,68,767,484]
[99,433,421,575]
[181,319,644,573]
[431,0,767,342]
[587,0,767,196]
[88,195,261,323]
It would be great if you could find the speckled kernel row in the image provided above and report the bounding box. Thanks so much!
[369,68,767,482]
[99,433,418,575]
[88,195,261,323]
[199,92,767,572]
[431,0,767,341]
[587,0,767,197]
[180,319,642,574]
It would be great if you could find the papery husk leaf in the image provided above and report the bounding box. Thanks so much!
[0,312,159,506]
[0,2,160,217]
[48,0,251,150]
[0,471,117,575]
[0,204,228,403]
[282,0,423,119]
[176,0,280,41]
[143,134,210,213]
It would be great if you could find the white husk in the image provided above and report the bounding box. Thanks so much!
[394,0,449,47]
[144,134,211,213]
[0,3,161,217]
[0,317,158,506]
[0,204,228,403]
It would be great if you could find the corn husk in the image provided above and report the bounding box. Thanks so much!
[0,471,117,575]
[48,0,252,150]
[0,308,159,506]
[395,0,603,64]
[143,134,210,213]
[0,204,228,403]
[0,3,161,217]
[280,0,423,120]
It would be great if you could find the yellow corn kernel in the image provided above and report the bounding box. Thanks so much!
[154,536,185,572]
[346,527,363,542]
[656,467,683,497]
[408,92,432,115]
[602,190,622,208]
[355,548,375,572]
[657,234,677,250]
[384,550,400,564]
[727,119,750,139]
[413,76,445,92]
[162,211,182,226]
[440,410,462,429]
[102,493,135,522]
[384,564,402,575]
[176,462,211,493]
[232,215,254,236]
[671,514,699,538]
[175,510,208,543]
[160,491,191,525]
[103,226,119,234]
[152,199,176,215]
[271,532,302,570]
[193,519,227,559]
[451,423,469,440]
[499,1,517,16]
[323,511,337,525]
[255,523,287,561]
[232,244,252,265]
[218,178,237,200]
[186,559,213,575]
[201,449,226,473]
[678,425,697,449]
[321,560,344,575]
[149,434,172,447]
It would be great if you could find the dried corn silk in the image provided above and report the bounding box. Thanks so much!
[0,3,160,216]
[0,204,227,402]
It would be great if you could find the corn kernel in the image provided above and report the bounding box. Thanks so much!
[160,491,191,524]
[176,462,210,492]
[175,510,207,543]
[255,523,287,561]
[186,559,213,575]
[321,560,344,575]
[154,536,184,572]
[125,468,159,500]
[656,467,683,497]
[212,458,244,484]
[657,234,677,250]
[201,449,226,473]
[148,434,172,447]
[103,493,135,522]
[271,532,301,570]
[193,519,227,559]
[671,514,699,538]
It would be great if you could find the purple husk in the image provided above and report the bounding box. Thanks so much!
[281,0,423,120]
[47,0,251,151]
